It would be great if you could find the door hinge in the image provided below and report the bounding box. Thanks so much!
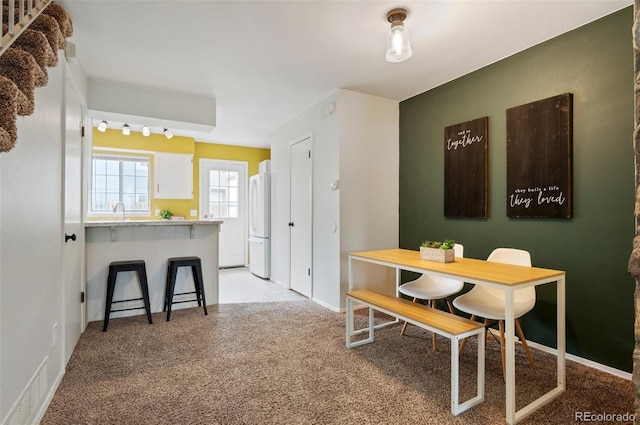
[81,126,85,137]
[308,268,311,276]
[308,150,311,158]
[80,291,85,303]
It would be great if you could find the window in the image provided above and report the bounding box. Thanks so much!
[208,170,239,218]
[91,155,150,214]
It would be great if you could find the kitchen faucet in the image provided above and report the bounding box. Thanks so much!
[113,202,126,221]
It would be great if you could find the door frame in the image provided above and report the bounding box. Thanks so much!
[199,158,249,266]
[63,66,87,364]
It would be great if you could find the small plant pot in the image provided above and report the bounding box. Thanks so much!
[420,247,455,263]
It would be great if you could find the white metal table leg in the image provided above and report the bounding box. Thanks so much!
[505,288,516,424]
[557,276,566,390]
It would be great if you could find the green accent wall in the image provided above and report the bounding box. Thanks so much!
[399,7,634,372]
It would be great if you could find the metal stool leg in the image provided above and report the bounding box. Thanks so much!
[103,267,117,332]
[166,262,179,321]
[192,262,208,315]
[137,265,153,325]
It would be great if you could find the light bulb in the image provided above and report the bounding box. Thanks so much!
[386,24,412,62]
[385,8,412,63]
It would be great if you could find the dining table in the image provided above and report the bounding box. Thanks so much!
[348,248,566,424]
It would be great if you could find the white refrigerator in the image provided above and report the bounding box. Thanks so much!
[248,164,270,278]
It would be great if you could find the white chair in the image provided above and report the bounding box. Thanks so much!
[453,248,536,377]
[399,244,464,350]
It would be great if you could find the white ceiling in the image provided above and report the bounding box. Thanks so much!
[59,0,632,148]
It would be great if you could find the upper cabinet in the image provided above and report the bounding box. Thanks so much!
[154,152,193,199]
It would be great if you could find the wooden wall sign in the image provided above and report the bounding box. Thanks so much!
[506,93,573,218]
[444,117,488,218]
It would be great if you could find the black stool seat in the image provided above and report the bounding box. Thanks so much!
[164,256,208,321]
[104,260,153,331]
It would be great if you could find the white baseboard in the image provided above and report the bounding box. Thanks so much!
[525,340,632,380]
[271,278,289,289]
[483,328,631,380]
[312,297,341,312]
[271,278,289,290]
[32,367,64,425]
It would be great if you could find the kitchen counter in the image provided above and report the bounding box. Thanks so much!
[85,219,222,323]
[85,219,221,227]
[85,219,222,241]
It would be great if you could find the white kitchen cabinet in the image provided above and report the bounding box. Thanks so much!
[154,152,194,199]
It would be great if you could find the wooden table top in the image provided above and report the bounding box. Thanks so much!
[350,248,564,287]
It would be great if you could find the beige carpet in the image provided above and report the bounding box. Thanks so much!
[42,301,634,424]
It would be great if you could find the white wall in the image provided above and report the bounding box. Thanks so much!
[338,90,399,308]
[268,91,340,295]
[0,58,65,422]
[268,89,398,310]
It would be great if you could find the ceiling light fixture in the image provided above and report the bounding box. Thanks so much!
[163,128,173,139]
[122,123,130,136]
[142,125,150,137]
[385,8,412,63]
[97,120,108,132]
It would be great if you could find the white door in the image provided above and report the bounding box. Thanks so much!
[63,76,84,364]
[289,136,312,297]
[200,159,247,267]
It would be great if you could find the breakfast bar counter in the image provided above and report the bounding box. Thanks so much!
[85,220,222,323]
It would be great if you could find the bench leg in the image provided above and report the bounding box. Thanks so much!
[345,298,375,348]
[451,334,460,415]
[451,330,485,416]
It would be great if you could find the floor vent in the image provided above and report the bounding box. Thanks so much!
[5,357,48,425]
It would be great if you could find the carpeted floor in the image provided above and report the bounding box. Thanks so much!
[41,301,634,425]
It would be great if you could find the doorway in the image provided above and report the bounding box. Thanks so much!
[199,159,248,268]
[289,135,313,298]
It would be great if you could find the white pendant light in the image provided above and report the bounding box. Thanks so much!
[142,125,150,137]
[122,123,130,136]
[385,8,412,63]
[163,128,173,139]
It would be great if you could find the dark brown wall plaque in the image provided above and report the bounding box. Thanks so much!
[506,93,573,218]
[444,117,488,218]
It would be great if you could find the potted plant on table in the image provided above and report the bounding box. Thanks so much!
[420,239,456,263]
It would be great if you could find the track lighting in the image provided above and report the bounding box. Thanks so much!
[122,123,130,136]
[97,120,108,132]
[385,8,412,63]
[163,128,173,139]
[142,125,150,137]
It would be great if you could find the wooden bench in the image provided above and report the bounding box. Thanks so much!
[345,289,485,416]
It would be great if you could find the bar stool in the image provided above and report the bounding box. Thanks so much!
[104,260,153,332]
[164,256,208,321]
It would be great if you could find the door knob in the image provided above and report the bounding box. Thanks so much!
[65,233,77,242]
